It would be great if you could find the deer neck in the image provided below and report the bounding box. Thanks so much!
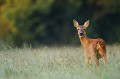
[79,33,90,47]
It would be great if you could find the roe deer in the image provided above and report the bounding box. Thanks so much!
[73,19,107,67]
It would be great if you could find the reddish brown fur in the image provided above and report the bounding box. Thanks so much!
[73,19,107,67]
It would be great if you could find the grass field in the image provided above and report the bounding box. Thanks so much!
[0,45,120,79]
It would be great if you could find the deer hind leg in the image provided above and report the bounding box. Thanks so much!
[103,55,107,64]
[91,49,99,66]
[99,49,107,65]
[93,55,99,66]
[101,53,107,65]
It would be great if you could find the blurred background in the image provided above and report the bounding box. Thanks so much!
[0,0,120,47]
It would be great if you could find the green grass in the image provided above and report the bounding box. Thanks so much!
[0,45,120,79]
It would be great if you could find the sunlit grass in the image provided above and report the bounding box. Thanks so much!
[0,45,120,79]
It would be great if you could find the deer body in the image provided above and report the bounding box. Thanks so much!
[73,19,107,67]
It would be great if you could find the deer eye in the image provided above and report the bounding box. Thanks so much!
[77,29,79,30]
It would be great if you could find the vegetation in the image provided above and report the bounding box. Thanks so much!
[0,45,120,79]
[0,0,120,47]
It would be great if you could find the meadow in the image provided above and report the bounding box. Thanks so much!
[0,45,120,79]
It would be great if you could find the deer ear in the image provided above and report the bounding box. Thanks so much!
[73,19,79,28]
[83,20,90,29]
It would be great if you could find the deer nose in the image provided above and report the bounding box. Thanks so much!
[80,33,83,36]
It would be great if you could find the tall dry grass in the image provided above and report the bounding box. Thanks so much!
[0,45,120,79]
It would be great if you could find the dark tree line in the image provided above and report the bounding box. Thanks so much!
[0,0,120,47]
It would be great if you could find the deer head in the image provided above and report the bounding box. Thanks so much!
[73,19,90,37]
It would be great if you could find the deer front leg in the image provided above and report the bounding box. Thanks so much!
[86,58,90,68]
[84,50,90,68]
